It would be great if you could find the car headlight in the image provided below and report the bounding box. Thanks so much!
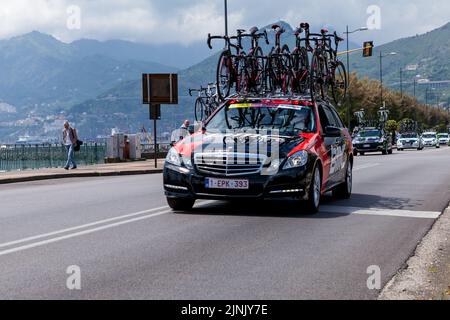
[283,151,309,170]
[166,147,182,166]
[182,155,193,169]
[397,141,403,145]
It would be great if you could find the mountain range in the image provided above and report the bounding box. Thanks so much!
[0,21,449,142]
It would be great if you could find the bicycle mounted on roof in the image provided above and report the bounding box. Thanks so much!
[189,83,221,122]
[203,23,349,109]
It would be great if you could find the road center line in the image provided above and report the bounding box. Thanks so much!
[321,205,442,219]
[0,205,169,249]
[0,200,217,257]
[353,163,380,171]
[0,209,172,257]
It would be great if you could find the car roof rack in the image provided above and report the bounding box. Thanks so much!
[224,93,315,102]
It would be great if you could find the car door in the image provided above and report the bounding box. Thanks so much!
[317,103,340,189]
[327,104,348,184]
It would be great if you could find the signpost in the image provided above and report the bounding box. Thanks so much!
[142,73,178,168]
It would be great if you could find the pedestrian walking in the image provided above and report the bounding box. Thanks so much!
[170,120,191,145]
[63,121,78,170]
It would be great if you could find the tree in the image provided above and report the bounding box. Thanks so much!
[385,120,399,143]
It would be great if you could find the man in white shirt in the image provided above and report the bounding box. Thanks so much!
[62,121,77,170]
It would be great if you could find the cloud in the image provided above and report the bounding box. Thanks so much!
[0,0,448,45]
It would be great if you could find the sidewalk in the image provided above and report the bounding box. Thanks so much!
[0,159,165,184]
[379,204,450,300]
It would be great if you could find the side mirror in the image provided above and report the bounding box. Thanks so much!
[325,126,341,137]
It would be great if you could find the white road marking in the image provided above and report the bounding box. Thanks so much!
[0,205,170,249]
[321,205,441,219]
[0,209,172,257]
[0,200,216,257]
[353,163,380,171]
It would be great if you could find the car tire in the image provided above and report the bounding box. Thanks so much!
[360,152,365,156]
[353,150,358,157]
[166,197,195,211]
[332,159,352,199]
[388,148,393,155]
[304,165,321,214]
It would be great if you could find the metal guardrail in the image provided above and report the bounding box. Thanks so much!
[140,143,172,153]
[0,143,106,172]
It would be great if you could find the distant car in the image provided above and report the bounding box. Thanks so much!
[422,132,440,148]
[397,132,424,151]
[437,133,449,145]
[352,127,393,156]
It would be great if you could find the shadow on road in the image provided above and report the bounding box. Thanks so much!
[322,193,423,210]
[175,193,420,219]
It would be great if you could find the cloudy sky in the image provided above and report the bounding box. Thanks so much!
[0,0,449,45]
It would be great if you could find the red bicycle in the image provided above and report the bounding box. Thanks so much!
[207,30,246,100]
[266,24,291,95]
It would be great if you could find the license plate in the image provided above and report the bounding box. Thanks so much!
[205,178,249,190]
[363,144,371,148]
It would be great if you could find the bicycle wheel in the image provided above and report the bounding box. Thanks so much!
[250,47,265,94]
[281,45,292,95]
[310,52,325,99]
[330,61,348,105]
[267,53,280,93]
[236,54,249,95]
[295,47,310,95]
[194,98,206,122]
[216,50,232,100]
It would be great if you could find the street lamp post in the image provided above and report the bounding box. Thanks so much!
[344,26,368,129]
[224,0,228,37]
[379,51,397,107]
[400,68,403,99]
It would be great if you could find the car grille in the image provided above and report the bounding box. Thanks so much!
[194,152,266,176]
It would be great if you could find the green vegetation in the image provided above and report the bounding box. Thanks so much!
[339,73,449,130]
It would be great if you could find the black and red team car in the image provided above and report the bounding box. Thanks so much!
[163,97,354,213]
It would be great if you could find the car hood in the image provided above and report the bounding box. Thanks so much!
[174,131,308,160]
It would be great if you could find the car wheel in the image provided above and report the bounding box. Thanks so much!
[360,152,365,156]
[353,150,358,157]
[388,148,393,155]
[332,159,352,199]
[166,197,195,211]
[304,165,321,214]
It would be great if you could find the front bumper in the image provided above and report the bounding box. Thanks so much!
[423,141,436,147]
[163,162,314,201]
[353,143,384,152]
[398,141,420,149]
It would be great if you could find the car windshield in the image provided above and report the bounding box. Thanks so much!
[400,133,418,139]
[206,102,316,136]
[438,134,449,138]
[356,130,381,138]
[423,134,436,139]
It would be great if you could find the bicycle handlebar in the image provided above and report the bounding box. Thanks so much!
[207,33,241,50]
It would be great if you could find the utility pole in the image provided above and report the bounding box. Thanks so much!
[224,0,228,37]
[380,51,383,107]
[400,68,403,99]
[344,25,367,129]
[413,78,416,98]
[379,51,397,108]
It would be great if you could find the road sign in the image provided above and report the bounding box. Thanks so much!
[363,41,374,57]
[149,104,161,120]
[142,74,179,169]
[142,74,178,105]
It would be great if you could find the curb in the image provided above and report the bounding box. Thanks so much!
[379,203,450,300]
[0,169,164,185]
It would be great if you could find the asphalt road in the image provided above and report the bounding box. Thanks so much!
[0,146,449,300]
